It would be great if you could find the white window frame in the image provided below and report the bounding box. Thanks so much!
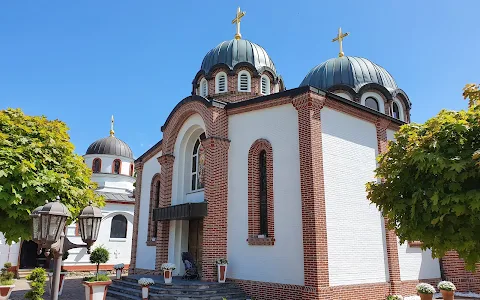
[199,78,208,97]
[360,92,385,113]
[191,137,204,191]
[261,75,270,95]
[215,72,227,94]
[392,98,405,121]
[238,70,251,92]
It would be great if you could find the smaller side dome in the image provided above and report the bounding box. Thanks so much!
[86,136,133,159]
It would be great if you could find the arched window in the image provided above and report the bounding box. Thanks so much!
[112,159,122,174]
[110,215,127,238]
[191,136,205,191]
[129,164,134,176]
[365,97,379,111]
[392,102,400,119]
[215,72,227,94]
[92,158,102,173]
[238,71,251,92]
[199,78,208,97]
[259,150,268,235]
[261,75,270,95]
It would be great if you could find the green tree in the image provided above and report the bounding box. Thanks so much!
[89,245,110,280]
[0,108,104,243]
[366,98,480,269]
[25,268,47,300]
[463,83,480,107]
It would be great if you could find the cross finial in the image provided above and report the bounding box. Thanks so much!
[232,7,246,40]
[332,27,349,57]
[110,115,115,136]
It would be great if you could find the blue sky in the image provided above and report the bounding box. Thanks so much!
[1,0,479,158]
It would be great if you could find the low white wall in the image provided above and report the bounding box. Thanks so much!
[322,107,388,286]
[0,233,20,267]
[227,104,304,285]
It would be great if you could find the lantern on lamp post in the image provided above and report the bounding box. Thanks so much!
[77,204,103,253]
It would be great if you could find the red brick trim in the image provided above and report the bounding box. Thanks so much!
[408,241,423,247]
[442,251,480,293]
[247,139,274,246]
[129,163,143,273]
[75,223,80,236]
[112,159,122,174]
[375,118,402,293]
[92,158,102,173]
[147,173,161,244]
[104,200,134,205]
[293,92,329,295]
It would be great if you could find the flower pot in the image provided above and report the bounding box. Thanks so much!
[217,264,228,283]
[142,286,149,299]
[163,270,172,285]
[83,280,112,300]
[418,293,433,300]
[0,285,15,300]
[48,272,67,296]
[441,290,454,300]
[115,269,123,280]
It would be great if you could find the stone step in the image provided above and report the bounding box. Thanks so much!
[122,277,239,290]
[116,279,242,293]
[109,283,246,298]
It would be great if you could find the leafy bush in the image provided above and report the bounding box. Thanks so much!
[438,281,456,291]
[85,274,110,282]
[89,246,110,281]
[0,263,15,285]
[386,295,403,300]
[25,268,46,300]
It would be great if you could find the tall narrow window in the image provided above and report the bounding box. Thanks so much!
[365,97,379,111]
[238,71,251,92]
[392,102,400,119]
[191,136,205,191]
[259,150,268,236]
[200,78,208,97]
[92,158,102,173]
[261,75,270,95]
[153,180,160,238]
[113,159,122,174]
[110,215,127,238]
[215,72,227,94]
[129,164,134,176]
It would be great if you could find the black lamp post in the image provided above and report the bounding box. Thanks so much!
[30,197,102,300]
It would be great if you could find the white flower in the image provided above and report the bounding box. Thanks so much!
[416,283,436,294]
[138,278,155,286]
[216,258,228,265]
[438,281,456,291]
[160,263,176,271]
[113,263,125,270]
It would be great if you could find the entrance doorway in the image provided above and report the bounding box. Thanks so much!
[19,241,49,269]
[188,219,204,276]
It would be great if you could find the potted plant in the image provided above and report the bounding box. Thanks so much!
[0,263,15,300]
[386,296,403,300]
[438,281,456,300]
[416,283,436,300]
[48,251,69,296]
[138,278,155,300]
[160,263,176,285]
[215,258,228,283]
[25,268,46,300]
[113,263,125,280]
[83,246,111,300]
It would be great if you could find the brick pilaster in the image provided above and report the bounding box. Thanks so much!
[200,136,230,281]
[293,92,329,298]
[129,163,144,274]
[155,154,175,272]
[376,118,402,293]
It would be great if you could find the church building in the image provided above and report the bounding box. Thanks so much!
[129,9,477,300]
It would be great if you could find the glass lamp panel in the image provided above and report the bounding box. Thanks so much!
[40,214,49,242]
[47,215,61,242]
[91,218,101,241]
[32,217,40,241]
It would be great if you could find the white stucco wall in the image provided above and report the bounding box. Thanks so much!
[64,202,134,267]
[84,154,134,176]
[386,129,441,280]
[227,104,304,285]
[322,107,388,286]
[134,150,162,270]
[0,233,20,267]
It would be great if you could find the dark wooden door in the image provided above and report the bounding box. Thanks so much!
[188,219,204,275]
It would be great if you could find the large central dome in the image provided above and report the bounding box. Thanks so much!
[300,56,397,91]
[86,136,133,159]
[200,39,277,76]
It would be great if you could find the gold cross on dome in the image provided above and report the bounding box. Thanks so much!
[232,7,246,40]
[332,27,349,57]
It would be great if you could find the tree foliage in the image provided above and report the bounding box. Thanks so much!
[366,103,480,270]
[25,268,47,300]
[0,108,104,243]
[463,83,480,107]
[90,245,110,280]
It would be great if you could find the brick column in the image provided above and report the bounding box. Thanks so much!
[200,136,230,281]
[129,163,144,274]
[293,93,329,298]
[376,118,402,293]
[155,154,175,273]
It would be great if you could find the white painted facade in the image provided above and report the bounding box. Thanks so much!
[0,233,20,268]
[322,107,389,286]
[227,105,304,285]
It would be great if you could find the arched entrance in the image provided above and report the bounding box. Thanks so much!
[19,241,49,269]
[188,218,204,275]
